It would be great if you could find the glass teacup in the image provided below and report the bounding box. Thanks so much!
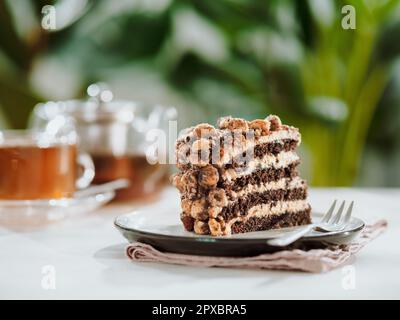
[0,119,94,200]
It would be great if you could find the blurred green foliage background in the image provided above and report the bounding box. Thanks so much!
[0,0,400,187]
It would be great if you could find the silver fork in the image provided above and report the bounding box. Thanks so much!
[267,200,354,247]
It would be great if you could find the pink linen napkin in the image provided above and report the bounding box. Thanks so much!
[126,220,387,273]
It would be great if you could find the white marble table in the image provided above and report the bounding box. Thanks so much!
[0,187,399,300]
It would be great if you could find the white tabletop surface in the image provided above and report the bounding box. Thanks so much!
[0,187,399,300]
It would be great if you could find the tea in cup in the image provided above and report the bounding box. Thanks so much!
[0,128,94,200]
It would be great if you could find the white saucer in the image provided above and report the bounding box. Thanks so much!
[0,190,115,229]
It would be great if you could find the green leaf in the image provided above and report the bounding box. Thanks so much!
[0,1,31,70]
[0,78,41,129]
[374,20,400,63]
[307,96,348,124]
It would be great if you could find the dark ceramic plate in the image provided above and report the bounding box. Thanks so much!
[114,209,365,257]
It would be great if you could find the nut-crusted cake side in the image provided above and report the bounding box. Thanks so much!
[172,115,311,236]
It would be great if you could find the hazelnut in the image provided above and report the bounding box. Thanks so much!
[249,119,270,136]
[181,171,198,195]
[208,219,223,236]
[217,116,249,131]
[265,115,282,131]
[208,188,228,207]
[190,139,210,167]
[181,198,192,213]
[208,206,222,219]
[198,165,219,188]
[193,123,216,138]
[192,138,210,152]
[190,198,208,220]
[194,220,209,235]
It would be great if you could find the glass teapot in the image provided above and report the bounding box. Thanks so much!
[30,83,177,201]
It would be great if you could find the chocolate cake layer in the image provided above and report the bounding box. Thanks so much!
[220,187,307,221]
[230,207,311,234]
[254,139,298,157]
[224,139,298,169]
[220,161,300,192]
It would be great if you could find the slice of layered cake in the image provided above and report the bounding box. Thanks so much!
[171,115,311,236]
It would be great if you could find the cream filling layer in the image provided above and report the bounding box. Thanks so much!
[258,129,301,144]
[223,199,310,235]
[228,176,305,201]
[223,151,300,182]
[246,199,309,218]
[219,129,300,165]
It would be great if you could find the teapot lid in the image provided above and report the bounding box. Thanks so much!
[33,83,177,130]
[76,83,136,123]
[35,83,136,124]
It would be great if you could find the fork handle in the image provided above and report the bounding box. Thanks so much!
[267,224,315,247]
